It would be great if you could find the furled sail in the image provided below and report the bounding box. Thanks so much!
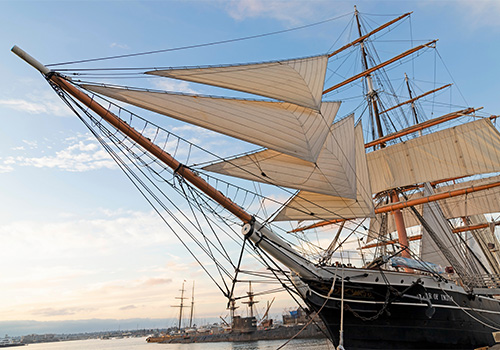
[146,55,329,110]
[203,115,356,198]
[83,84,340,162]
[420,183,470,277]
[367,118,500,194]
[368,175,500,240]
[272,122,374,221]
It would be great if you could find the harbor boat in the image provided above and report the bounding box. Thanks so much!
[0,335,24,348]
[12,7,500,350]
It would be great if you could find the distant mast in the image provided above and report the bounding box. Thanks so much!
[242,282,258,318]
[189,281,195,328]
[172,281,187,330]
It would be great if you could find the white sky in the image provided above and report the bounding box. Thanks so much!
[1,0,500,335]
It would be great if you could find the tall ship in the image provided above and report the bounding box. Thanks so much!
[12,7,500,349]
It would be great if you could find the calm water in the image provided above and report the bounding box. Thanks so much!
[26,337,334,350]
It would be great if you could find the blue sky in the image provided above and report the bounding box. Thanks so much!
[1,0,500,335]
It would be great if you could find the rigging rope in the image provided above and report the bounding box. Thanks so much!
[46,13,352,67]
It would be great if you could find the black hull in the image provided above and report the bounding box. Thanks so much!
[301,273,500,350]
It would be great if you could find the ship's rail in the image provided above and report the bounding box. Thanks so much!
[464,274,500,289]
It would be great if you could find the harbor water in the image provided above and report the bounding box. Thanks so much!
[25,337,334,350]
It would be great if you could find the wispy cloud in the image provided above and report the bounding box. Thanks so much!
[32,307,93,317]
[110,42,130,50]
[5,134,116,172]
[454,0,500,28]
[0,91,70,117]
[224,0,336,25]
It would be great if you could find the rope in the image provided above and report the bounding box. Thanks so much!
[276,266,339,350]
[47,13,352,67]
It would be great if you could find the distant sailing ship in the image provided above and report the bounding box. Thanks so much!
[13,7,500,349]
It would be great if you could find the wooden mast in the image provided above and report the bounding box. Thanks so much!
[354,6,384,140]
[352,8,413,259]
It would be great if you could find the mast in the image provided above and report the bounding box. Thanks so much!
[172,281,187,330]
[354,5,384,140]
[189,281,195,328]
[405,73,420,124]
[353,7,413,260]
[242,281,258,318]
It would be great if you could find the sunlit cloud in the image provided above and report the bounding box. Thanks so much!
[0,91,70,117]
[6,134,116,172]
[32,307,94,317]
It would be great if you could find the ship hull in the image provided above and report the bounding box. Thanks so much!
[298,268,500,350]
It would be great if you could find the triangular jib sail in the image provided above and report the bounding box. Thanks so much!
[203,115,357,198]
[273,121,374,221]
[146,55,329,110]
[83,84,340,163]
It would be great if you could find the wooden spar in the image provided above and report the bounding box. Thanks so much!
[361,222,500,250]
[379,84,452,115]
[322,40,437,95]
[453,222,500,234]
[364,108,477,149]
[328,12,412,58]
[391,191,411,259]
[49,74,253,224]
[361,235,423,250]
[376,181,500,214]
[291,180,500,233]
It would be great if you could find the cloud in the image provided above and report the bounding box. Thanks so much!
[110,42,130,50]
[119,305,137,311]
[0,91,70,117]
[6,134,116,172]
[454,0,500,28]
[152,78,199,94]
[141,278,172,287]
[32,307,93,317]
[224,0,334,25]
[0,163,14,173]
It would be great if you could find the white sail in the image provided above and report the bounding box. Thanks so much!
[203,115,356,198]
[368,175,500,240]
[420,183,469,273]
[146,55,329,110]
[272,122,374,221]
[465,215,500,275]
[83,84,340,163]
[367,118,500,194]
